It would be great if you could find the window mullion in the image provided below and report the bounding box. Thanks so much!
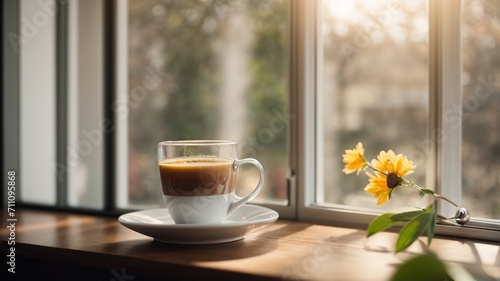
[114,0,129,209]
[56,0,69,207]
[428,0,463,218]
[2,0,21,208]
[292,0,317,218]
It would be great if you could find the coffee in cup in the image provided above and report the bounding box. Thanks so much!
[158,140,264,224]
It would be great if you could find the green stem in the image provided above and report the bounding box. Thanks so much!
[433,193,460,208]
[401,179,460,208]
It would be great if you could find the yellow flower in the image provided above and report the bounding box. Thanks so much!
[364,150,416,206]
[387,153,416,178]
[365,172,391,206]
[342,142,366,175]
[371,150,415,177]
[371,150,396,175]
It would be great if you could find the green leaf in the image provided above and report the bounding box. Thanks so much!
[367,213,397,237]
[426,205,436,246]
[392,210,426,222]
[422,188,435,195]
[367,209,425,237]
[395,211,433,253]
[423,188,435,194]
[418,188,434,198]
[390,254,453,281]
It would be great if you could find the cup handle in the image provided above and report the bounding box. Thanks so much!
[227,158,265,216]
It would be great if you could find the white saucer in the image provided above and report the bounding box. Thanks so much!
[118,205,279,244]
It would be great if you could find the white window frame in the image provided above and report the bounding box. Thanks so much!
[113,0,298,217]
[429,0,500,238]
[292,0,378,226]
[115,0,129,210]
[4,0,498,241]
[3,0,109,210]
[292,0,499,241]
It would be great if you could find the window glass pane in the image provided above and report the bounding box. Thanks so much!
[127,0,288,208]
[20,0,57,205]
[67,0,105,209]
[461,0,500,220]
[320,0,429,209]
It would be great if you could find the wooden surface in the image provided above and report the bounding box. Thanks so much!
[1,209,499,280]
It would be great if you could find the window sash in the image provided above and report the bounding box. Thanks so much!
[293,0,499,240]
[429,0,500,237]
[293,0,381,226]
[113,0,298,217]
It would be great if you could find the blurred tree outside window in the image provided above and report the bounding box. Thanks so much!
[320,0,429,209]
[320,0,499,220]
[461,0,500,219]
[127,0,499,221]
[128,0,288,208]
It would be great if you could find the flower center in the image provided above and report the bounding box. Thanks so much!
[386,172,401,189]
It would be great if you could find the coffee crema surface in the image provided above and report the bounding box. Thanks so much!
[159,158,237,196]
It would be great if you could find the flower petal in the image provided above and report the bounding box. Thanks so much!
[342,142,366,175]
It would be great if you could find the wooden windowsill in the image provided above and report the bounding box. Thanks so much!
[1,208,498,280]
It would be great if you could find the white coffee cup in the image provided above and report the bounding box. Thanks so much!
[158,140,265,224]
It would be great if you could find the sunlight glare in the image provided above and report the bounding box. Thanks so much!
[322,0,388,23]
[322,0,356,21]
